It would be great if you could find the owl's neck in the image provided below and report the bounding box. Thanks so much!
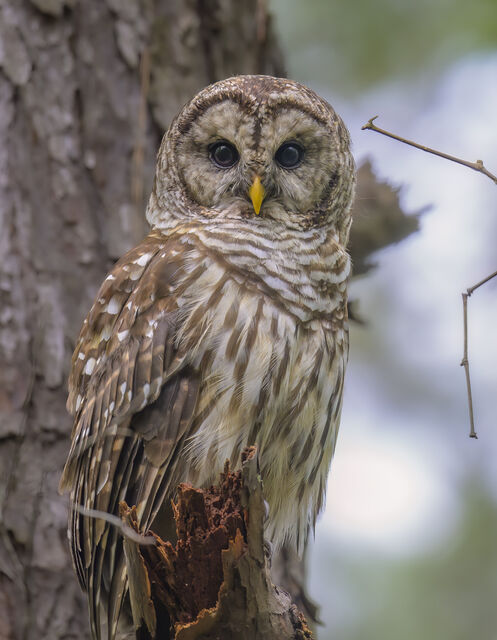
[148,196,350,323]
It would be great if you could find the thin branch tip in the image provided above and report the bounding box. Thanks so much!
[361,118,497,184]
[361,115,379,130]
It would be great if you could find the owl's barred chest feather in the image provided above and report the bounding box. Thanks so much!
[170,225,350,546]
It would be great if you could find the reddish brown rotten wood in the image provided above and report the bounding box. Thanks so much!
[121,447,313,640]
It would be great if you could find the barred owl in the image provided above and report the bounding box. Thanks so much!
[60,75,355,639]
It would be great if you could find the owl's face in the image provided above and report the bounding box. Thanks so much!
[150,76,355,237]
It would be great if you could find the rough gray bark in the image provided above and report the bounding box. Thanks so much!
[0,2,283,638]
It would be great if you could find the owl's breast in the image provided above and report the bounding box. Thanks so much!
[181,220,351,323]
[173,244,348,547]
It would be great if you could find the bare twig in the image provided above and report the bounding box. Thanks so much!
[362,116,497,185]
[73,503,156,546]
[460,269,497,438]
[460,292,477,438]
[467,269,497,296]
[363,116,497,438]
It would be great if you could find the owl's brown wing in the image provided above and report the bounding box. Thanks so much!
[60,231,200,640]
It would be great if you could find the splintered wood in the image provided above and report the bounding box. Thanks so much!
[121,446,313,640]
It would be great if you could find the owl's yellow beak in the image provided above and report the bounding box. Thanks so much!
[249,175,265,215]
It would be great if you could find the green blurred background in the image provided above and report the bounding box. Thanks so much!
[270,1,497,638]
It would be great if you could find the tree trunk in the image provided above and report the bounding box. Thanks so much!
[0,2,283,638]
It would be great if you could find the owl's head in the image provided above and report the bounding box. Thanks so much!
[148,76,355,241]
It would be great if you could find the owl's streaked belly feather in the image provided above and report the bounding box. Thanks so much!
[170,228,349,548]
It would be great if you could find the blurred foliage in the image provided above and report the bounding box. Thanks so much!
[270,0,497,93]
[319,482,497,639]
[349,160,423,277]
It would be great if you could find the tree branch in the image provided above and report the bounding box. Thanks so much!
[362,116,497,438]
[460,291,477,439]
[362,116,497,185]
[460,269,497,438]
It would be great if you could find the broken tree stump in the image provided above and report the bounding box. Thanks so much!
[120,446,313,640]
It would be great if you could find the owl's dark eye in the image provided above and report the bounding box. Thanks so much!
[275,142,305,169]
[208,141,239,169]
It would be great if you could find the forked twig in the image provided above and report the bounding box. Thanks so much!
[362,116,497,184]
[362,116,497,438]
[460,270,497,438]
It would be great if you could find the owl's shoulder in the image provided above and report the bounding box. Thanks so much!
[67,231,188,413]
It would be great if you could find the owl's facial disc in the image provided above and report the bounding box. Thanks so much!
[173,95,349,229]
